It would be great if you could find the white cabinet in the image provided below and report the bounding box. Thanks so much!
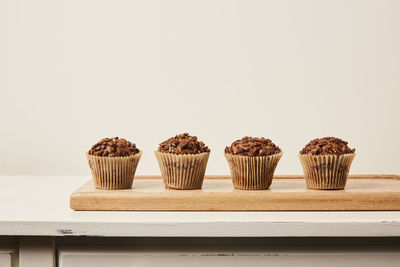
[59,249,400,267]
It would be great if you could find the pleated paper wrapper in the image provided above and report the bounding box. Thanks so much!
[299,153,355,190]
[154,151,210,190]
[224,152,283,190]
[86,151,142,190]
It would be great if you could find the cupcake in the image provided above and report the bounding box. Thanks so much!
[87,137,142,190]
[299,137,355,190]
[224,137,283,190]
[155,133,210,190]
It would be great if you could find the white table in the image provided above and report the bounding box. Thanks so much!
[1,176,400,267]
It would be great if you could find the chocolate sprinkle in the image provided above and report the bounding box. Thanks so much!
[300,137,355,155]
[88,137,139,157]
[225,136,281,156]
[158,133,210,155]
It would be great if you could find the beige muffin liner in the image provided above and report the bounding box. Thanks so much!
[154,151,210,190]
[224,152,283,190]
[299,153,355,190]
[86,151,142,190]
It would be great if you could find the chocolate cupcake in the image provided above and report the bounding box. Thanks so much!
[87,137,142,190]
[154,133,210,190]
[299,137,355,190]
[224,137,283,190]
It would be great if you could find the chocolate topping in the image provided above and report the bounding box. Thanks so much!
[158,133,210,155]
[225,137,281,156]
[300,137,355,155]
[88,137,140,157]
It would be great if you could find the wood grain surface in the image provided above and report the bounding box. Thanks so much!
[70,175,400,211]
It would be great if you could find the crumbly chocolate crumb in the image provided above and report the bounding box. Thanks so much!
[225,137,281,156]
[158,133,210,155]
[88,137,139,157]
[300,137,355,155]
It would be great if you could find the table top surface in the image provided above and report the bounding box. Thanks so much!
[1,175,400,237]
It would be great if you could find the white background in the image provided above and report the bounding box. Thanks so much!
[0,0,399,176]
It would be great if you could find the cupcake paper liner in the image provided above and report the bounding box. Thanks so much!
[224,152,283,190]
[86,151,142,190]
[299,153,355,190]
[154,151,210,190]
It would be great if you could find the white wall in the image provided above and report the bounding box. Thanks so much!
[1,0,399,176]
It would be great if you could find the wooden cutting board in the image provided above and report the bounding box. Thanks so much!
[70,175,400,211]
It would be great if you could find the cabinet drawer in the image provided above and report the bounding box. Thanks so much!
[59,249,400,267]
[0,253,11,267]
